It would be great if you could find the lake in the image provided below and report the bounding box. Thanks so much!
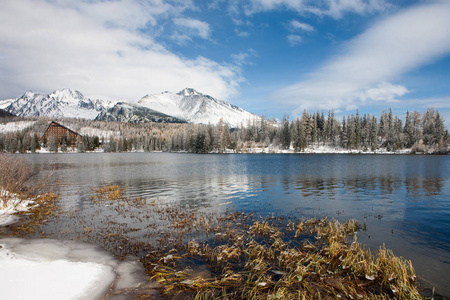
[24,152,450,297]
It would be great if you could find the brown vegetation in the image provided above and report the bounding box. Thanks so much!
[82,186,423,299]
[1,153,59,234]
[0,153,34,193]
[146,215,421,299]
[91,184,125,201]
[11,192,59,235]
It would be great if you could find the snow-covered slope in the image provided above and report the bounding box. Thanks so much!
[138,88,259,127]
[95,102,186,123]
[0,99,14,110]
[1,89,116,119]
[1,88,261,126]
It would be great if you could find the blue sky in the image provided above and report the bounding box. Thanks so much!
[1,0,449,125]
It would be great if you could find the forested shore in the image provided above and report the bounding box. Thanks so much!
[0,108,448,154]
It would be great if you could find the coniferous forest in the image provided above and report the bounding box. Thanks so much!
[0,108,448,154]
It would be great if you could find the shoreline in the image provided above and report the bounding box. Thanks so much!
[5,142,450,155]
[0,196,428,299]
[14,148,449,155]
[2,182,449,298]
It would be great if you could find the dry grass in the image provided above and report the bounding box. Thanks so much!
[140,211,422,299]
[0,153,34,194]
[91,184,125,201]
[25,184,424,299]
[1,154,58,234]
[11,192,59,234]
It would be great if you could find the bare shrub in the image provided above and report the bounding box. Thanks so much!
[0,154,34,194]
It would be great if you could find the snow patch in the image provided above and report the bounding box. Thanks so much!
[0,189,37,226]
[0,238,148,300]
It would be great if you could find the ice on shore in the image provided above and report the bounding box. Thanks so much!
[0,189,37,226]
[1,189,148,299]
[0,238,148,300]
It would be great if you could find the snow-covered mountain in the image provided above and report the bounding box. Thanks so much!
[0,88,260,126]
[95,102,186,123]
[0,99,14,111]
[138,88,259,127]
[1,89,115,119]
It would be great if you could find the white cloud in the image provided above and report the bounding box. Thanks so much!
[244,0,388,17]
[246,0,305,13]
[231,49,257,66]
[173,18,211,40]
[287,34,303,46]
[289,20,315,32]
[324,0,389,19]
[0,0,238,101]
[287,20,314,45]
[361,82,408,102]
[235,28,250,37]
[275,2,450,113]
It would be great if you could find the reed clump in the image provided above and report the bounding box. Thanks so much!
[51,187,423,299]
[145,213,422,299]
[91,184,125,201]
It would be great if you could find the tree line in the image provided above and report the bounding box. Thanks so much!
[0,108,448,154]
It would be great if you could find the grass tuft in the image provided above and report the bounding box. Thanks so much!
[142,212,422,299]
[91,184,125,201]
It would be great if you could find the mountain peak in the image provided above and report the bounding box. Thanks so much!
[1,87,261,127]
[50,88,84,100]
[5,88,99,119]
[139,88,259,127]
[22,90,36,98]
[177,88,202,97]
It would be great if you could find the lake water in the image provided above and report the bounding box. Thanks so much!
[24,153,450,297]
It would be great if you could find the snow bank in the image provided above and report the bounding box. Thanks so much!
[1,191,150,299]
[0,238,148,300]
[0,189,36,226]
[234,144,412,154]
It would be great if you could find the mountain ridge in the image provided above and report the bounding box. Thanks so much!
[0,88,259,127]
[139,88,259,127]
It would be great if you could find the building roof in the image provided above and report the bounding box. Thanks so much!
[42,121,82,138]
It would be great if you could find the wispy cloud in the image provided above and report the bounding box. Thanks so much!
[173,18,211,41]
[321,0,389,19]
[244,0,388,18]
[235,29,250,37]
[287,34,303,46]
[274,2,450,113]
[287,20,314,46]
[289,20,315,32]
[0,0,238,101]
[232,49,257,66]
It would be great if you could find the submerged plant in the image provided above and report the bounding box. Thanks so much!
[21,184,425,299]
[91,184,125,201]
[143,211,422,299]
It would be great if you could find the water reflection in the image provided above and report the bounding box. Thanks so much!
[24,153,450,297]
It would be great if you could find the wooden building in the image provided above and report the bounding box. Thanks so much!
[42,121,82,146]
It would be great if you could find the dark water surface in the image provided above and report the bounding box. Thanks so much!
[25,153,450,296]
